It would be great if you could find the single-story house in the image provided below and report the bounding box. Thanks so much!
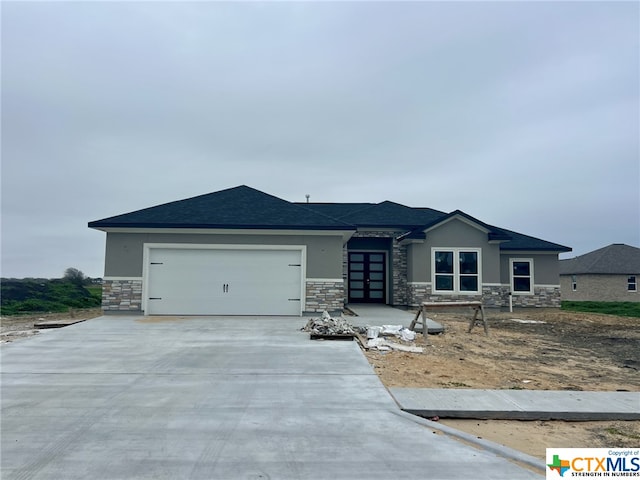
[88,185,571,316]
[559,243,640,302]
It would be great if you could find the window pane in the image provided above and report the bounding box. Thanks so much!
[435,251,453,274]
[350,281,363,289]
[369,263,383,271]
[369,281,384,289]
[369,291,383,298]
[350,291,364,298]
[350,254,364,261]
[513,277,531,292]
[369,254,383,262]
[369,272,383,281]
[513,261,530,276]
[350,272,364,280]
[459,252,478,274]
[350,263,364,271]
[459,276,478,292]
[435,275,454,291]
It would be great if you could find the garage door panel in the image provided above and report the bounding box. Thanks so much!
[146,248,302,315]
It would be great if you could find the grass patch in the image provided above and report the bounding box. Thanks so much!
[85,286,103,302]
[561,301,640,318]
[1,279,102,316]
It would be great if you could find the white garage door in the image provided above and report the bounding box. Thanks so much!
[145,247,303,316]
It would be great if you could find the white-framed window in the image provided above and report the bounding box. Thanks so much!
[628,276,637,292]
[432,248,481,294]
[510,258,534,295]
[572,275,577,291]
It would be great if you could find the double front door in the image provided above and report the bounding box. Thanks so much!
[348,252,386,303]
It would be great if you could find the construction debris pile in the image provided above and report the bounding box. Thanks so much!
[302,311,356,337]
[301,311,423,352]
[366,325,423,353]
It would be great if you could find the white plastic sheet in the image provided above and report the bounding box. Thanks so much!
[367,326,382,339]
[400,328,416,342]
[381,325,403,335]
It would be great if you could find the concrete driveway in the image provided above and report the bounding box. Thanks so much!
[1,316,542,479]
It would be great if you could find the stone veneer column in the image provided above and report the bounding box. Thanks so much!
[102,279,143,313]
[305,280,344,313]
[392,240,408,305]
[407,283,430,307]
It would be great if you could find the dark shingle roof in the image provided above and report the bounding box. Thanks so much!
[497,228,572,252]
[559,244,640,274]
[88,185,571,252]
[298,202,445,228]
[88,185,354,230]
[332,201,445,228]
[293,203,374,220]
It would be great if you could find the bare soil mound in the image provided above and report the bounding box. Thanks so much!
[365,309,639,391]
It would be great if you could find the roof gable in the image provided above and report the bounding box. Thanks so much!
[398,210,570,252]
[88,185,354,230]
[560,244,640,274]
[400,210,512,243]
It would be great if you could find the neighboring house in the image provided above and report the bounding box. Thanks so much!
[88,185,571,316]
[559,244,640,302]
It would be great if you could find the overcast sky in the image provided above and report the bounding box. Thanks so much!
[2,1,638,279]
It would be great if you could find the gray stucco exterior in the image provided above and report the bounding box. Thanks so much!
[407,218,502,284]
[104,232,345,279]
[401,218,562,308]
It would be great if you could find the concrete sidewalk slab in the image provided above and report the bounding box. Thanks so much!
[347,303,444,333]
[390,388,640,420]
[1,315,542,479]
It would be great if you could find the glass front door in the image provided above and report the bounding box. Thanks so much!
[348,252,386,303]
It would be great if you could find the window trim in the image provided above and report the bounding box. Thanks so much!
[510,258,534,295]
[628,276,637,292]
[431,247,482,295]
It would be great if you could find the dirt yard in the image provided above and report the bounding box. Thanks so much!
[2,307,638,460]
[363,308,640,459]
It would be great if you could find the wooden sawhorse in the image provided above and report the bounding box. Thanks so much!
[409,301,489,343]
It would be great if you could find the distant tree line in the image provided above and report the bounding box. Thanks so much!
[1,268,102,315]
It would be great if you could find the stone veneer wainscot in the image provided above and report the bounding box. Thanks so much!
[305,280,344,314]
[102,279,143,313]
[408,283,561,308]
